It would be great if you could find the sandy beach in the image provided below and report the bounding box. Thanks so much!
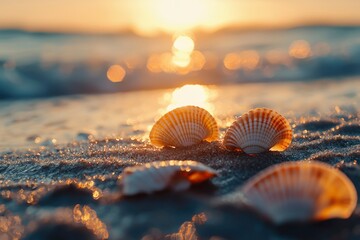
[0,78,359,239]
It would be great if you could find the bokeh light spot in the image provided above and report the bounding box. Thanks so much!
[224,53,240,70]
[224,50,260,70]
[191,50,206,71]
[172,53,191,68]
[146,35,205,74]
[172,35,195,54]
[289,40,312,59]
[106,64,126,82]
[147,54,162,73]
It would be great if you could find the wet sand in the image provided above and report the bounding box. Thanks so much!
[0,78,359,239]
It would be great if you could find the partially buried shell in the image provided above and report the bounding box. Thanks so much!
[119,160,218,196]
[223,108,292,154]
[150,106,219,148]
[239,161,357,224]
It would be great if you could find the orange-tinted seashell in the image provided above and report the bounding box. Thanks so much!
[240,161,357,224]
[223,108,292,154]
[150,106,219,148]
[120,160,218,196]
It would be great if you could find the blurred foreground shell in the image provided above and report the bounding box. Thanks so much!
[120,160,218,196]
[240,161,357,224]
[223,108,292,154]
[150,106,219,148]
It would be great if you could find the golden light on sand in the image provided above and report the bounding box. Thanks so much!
[73,205,109,239]
[106,64,126,82]
[224,50,260,70]
[289,40,312,59]
[165,84,214,113]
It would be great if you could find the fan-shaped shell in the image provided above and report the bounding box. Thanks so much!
[150,106,219,148]
[223,108,292,154]
[240,161,357,224]
[120,160,218,196]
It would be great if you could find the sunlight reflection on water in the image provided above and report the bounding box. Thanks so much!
[172,35,194,68]
[223,50,260,71]
[147,34,205,75]
[106,64,126,82]
[289,40,312,59]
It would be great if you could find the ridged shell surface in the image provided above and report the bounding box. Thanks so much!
[223,108,292,154]
[120,160,218,196]
[240,161,357,224]
[150,106,219,148]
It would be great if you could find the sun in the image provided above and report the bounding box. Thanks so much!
[153,0,209,32]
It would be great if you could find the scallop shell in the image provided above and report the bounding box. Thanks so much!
[240,161,357,224]
[223,108,292,154]
[150,106,219,148]
[120,160,218,196]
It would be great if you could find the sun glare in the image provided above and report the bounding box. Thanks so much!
[154,0,209,32]
[165,85,214,113]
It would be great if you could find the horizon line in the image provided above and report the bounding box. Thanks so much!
[1,22,360,37]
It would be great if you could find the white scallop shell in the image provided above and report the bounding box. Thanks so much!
[239,161,357,224]
[120,160,218,196]
[150,106,219,148]
[223,108,292,154]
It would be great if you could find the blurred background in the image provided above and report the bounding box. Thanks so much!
[0,0,360,99]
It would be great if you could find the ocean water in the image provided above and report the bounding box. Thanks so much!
[1,26,360,99]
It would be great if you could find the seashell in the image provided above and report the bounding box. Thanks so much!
[223,108,292,154]
[165,221,198,240]
[239,161,357,224]
[150,106,219,148]
[120,160,218,196]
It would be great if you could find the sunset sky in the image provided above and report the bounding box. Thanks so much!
[0,0,360,35]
